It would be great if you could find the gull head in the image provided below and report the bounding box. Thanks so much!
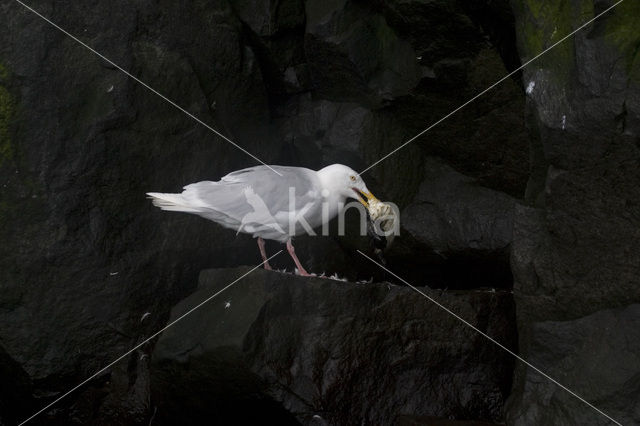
[317,164,378,210]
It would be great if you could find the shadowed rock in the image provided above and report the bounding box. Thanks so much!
[506,304,640,426]
[507,1,640,423]
[151,267,516,425]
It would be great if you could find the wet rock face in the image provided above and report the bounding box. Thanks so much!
[1,0,527,423]
[152,267,516,425]
[1,1,279,423]
[397,157,518,289]
[0,347,33,426]
[507,304,640,426]
[403,158,517,254]
[507,0,640,423]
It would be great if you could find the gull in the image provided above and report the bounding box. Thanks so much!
[147,164,378,276]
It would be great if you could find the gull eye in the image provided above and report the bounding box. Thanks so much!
[350,175,356,182]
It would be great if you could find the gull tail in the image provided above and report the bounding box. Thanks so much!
[146,192,203,213]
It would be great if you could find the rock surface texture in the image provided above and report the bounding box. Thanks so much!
[506,1,640,425]
[152,267,515,425]
[0,0,638,424]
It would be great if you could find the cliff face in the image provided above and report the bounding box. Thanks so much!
[506,1,640,424]
[153,268,515,425]
[0,0,637,424]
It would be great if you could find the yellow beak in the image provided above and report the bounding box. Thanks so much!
[353,188,378,210]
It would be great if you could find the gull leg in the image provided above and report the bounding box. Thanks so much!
[257,237,272,270]
[286,239,310,276]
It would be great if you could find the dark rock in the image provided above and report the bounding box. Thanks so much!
[0,1,281,423]
[360,0,529,199]
[305,1,422,102]
[510,204,640,324]
[1,0,529,423]
[397,416,499,426]
[403,157,517,255]
[152,267,517,424]
[506,304,640,426]
[0,345,34,425]
[507,1,640,423]
[388,157,517,290]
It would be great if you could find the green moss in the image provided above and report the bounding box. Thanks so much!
[518,0,640,82]
[515,0,611,90]
[601,1,640,81]
[0,68,15,166]
[0,93,14,165]
[602,2,640,48]
[0,63,43,241]
[519,0,577,67]
[374,15,395,51]
[0,64,8,81]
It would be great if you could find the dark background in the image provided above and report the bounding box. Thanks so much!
[0,0,639,424]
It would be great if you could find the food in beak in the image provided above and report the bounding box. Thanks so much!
[366,199,398,261]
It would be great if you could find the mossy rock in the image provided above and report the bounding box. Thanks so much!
[0,63,15,166]
[600,0,640,80]
[512,0,581,86]
[514,0,640,80]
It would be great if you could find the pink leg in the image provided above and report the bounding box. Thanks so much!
[286,239,310,276]
[257,237,272,270]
